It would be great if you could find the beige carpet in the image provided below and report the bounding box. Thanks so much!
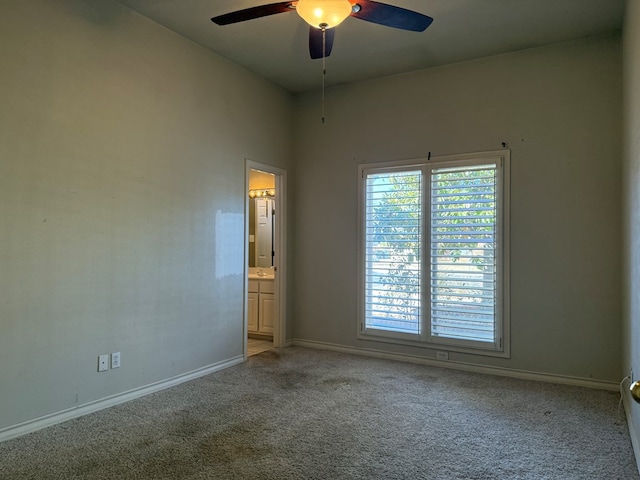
[0,347,637,479]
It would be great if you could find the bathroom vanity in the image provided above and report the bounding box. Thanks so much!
[248,273,274,338]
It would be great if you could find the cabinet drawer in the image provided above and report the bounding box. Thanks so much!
[248,280,259,293]
[259,280,274,294]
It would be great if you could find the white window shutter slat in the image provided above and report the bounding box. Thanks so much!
[364,170,422,335]
[430,164,498,344]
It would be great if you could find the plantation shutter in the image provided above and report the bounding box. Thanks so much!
[429,163,499,345]
[359,151,508,354]
[364,169,422,335]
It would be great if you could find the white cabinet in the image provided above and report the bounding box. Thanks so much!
[247,292,258,333]
[259,294,274,334]
[248,279,274,337]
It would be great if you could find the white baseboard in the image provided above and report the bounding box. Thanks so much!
[292,339,619,391]
[2,343,625,446]
[0,355,244,444]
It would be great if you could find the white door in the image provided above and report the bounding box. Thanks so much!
[255,198,273,268]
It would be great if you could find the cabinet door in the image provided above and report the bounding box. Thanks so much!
[248,280,259,293]
[248,292,259,333]
[259,293,275,334]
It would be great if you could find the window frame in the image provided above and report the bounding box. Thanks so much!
[357,150,510,358]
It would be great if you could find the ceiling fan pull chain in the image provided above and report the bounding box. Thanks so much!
[321,25,326,124]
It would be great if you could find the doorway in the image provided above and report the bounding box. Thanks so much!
[245,161,287,358]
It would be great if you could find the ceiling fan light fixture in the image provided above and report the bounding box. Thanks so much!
[296,0,353,29]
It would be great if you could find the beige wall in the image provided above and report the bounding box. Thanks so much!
[293,34,623,382]
[623,0,640,458]
[0,0,293,431]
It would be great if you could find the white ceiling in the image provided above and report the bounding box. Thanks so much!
[116,0,624,93]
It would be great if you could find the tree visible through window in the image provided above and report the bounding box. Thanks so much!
[365,170,422,334]
[430,164,498,343]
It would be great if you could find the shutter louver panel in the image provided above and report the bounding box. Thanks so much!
[430,164,498,343]
[364,170,422,335]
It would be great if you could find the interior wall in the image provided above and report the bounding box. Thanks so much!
[623,0,640,455]
[0,0,293,431]
[293,34,622,381]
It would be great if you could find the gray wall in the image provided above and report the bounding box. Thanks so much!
[0,0,293,430]
[623,0,640,457]
[293,34,623,382]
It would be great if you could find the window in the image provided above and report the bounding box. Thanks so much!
[359,150,510,356]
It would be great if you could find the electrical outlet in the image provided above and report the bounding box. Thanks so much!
[111,352,121,369]
[436,351,449,361]
[98,354,109,372]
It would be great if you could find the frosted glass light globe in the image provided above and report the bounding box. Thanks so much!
[296,0,352,29]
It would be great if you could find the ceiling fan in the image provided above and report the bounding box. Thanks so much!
[211,0,433,59]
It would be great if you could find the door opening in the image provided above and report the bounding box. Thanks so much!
[245,161,287,357]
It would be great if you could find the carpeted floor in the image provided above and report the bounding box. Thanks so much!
[0,347,638,479]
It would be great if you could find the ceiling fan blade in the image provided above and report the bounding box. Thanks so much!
[309,27,336,59]
[351,0,433,32]
[212,2,295,26]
